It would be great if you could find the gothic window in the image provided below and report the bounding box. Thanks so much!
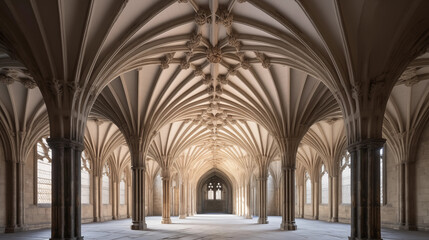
[120,172,126,205]
[208,182,214,200]
[102,163,110,204]
[320,164,329,204]
[36,137,52,204]
[81,151,91,204]
[305,172,311,204]
[341,152,351,204]
[380,146,386,205]
[215,182,222,200]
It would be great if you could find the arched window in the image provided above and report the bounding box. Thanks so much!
[102,163,110,204]
[305,172,311,204]
[37,138,52,204]
[380,147,386,205]
[320,164,329,204]
[341,152,351,204]
[208,182,214,200]
[215,182,222,200]
[120,172,126,205]
[81,151,91,204]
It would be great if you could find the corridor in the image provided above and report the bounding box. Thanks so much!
[2,215,429,240]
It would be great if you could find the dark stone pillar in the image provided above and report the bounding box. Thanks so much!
[330,175,339,222]
[131,166,147,230]
[280,166,297,230]
[5,161,24,233]
[348,139,385,240]
[47,138,84,240]
[92,173,101,222]
[257,176,268,224]
[398,161,416,230]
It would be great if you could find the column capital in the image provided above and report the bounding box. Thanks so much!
[347,138,385,152]
[47,137,84,151]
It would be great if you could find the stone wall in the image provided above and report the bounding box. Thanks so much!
[416,120,429,231]
[0,146,6,231]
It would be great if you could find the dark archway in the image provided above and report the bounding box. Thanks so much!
[197,170,233,214]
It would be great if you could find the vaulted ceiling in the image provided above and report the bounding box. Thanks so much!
[0,0,429,183]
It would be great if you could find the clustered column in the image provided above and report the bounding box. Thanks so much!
[257,170,268,224]
[47,138,84,240]
[5,161,24,233]
[131,165,147,230]
[161,169,172,224]
[348,139,385,240]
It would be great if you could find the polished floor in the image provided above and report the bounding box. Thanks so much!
[2,214,429,240]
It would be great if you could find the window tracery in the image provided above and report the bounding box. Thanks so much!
[81,151,91,204]
[341,152,351,204]
[102,163,110,204]
[320,164,329,204]
[36,137,52,204]
[305,171,311,204]
[120,171,126,205]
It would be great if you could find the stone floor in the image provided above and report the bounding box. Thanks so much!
[2,214,429,240]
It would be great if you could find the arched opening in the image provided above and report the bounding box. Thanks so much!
[197,170,233,214]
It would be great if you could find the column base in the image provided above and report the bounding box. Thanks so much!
[349,238,382,240]
[4,225,25,233]
[93,217,101,222]
[131,222,147,230]
[179,215,186,219]
[257,217,268,224]
[329,217,338,222]
[398,224,417,231]
[50,237,84,240]
[280,221,297,231]
[161,218,172,224]
[245,215,252,219]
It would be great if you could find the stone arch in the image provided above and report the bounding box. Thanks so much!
[197,169,233,214]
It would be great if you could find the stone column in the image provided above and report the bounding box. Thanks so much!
[131,166,147,230]
[331,175,339,222]
[348,139,385,240]
[299,184,304,218]
[179,181,186,219]
[161,169,172,224]
[280,166,297,230]
[238,186,241,216]
[313,180,319,220]
[112,179,118,220]
[398,161,416,230]
[257,175,268,224]
[127,181,131,218]
[245,181,252,219]
[5,161,24,233]
[92,173,101,222]
[47,138,84,240]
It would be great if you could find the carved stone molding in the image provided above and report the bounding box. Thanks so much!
[217,75,229,85]
[0,68,37,89]
[187,33,202,52]
[397,67,419,86]
[202,74,212,85]
[193,66,204,77]
[47,137,85,151]
[160,52,175,69]
[228,34,241,51]
[180,52,192,70]
[195,9,211,25]
[216,9,233,29]
[206,45,222,63]
[254,52,270,68]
